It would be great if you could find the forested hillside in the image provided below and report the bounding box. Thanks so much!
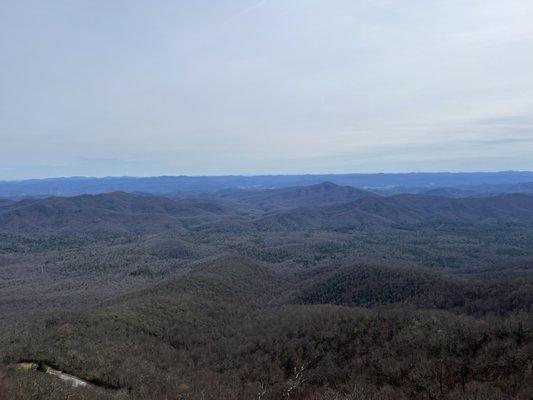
[0,183,532,399]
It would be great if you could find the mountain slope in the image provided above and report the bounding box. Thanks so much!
[295,264,532,315]
[0,192,254,234]
[3,255,531,399]
[254,193,533,230]
[215,182,375,210]
[3,188,533,236]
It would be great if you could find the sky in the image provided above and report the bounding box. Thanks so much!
[1,0,533,179]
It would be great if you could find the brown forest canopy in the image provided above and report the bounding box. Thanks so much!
[0,182,532,399]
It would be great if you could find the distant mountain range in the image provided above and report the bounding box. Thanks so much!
[372,181,533,197]
[2,171,533,199]
[2,182,533,235]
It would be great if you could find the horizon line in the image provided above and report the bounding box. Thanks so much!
[1,170,533,183]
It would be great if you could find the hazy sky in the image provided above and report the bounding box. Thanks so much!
[1,0,533,179]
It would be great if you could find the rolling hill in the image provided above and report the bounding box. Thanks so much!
[254,192,533,231]
[2,186,533,235]
[0,192,255,234]
[2,254,531,399]
[295,263,532,315]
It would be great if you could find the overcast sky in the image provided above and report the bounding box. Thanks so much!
[1,0,533,179]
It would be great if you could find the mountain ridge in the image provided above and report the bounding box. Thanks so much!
[3,171,533,198]
[2,185,533,235]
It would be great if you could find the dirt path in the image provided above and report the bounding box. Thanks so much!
[17,362,94,389]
